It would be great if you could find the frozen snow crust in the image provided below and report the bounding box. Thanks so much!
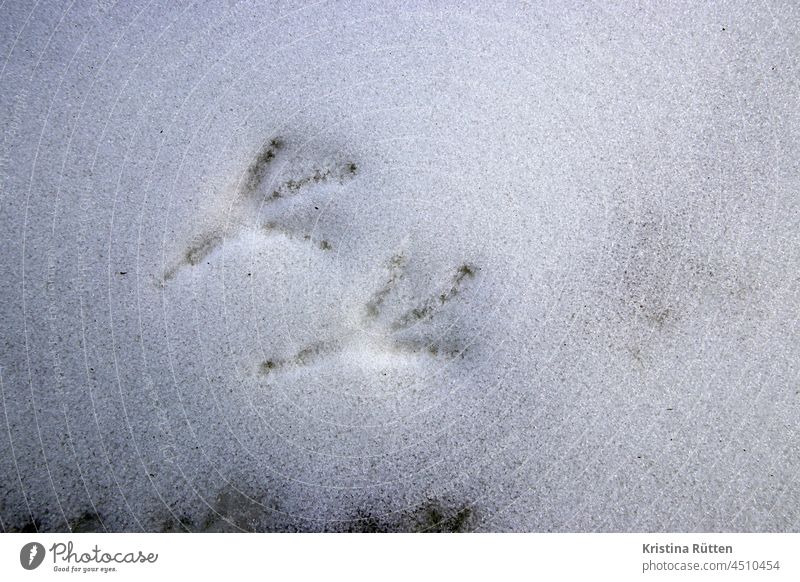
[1,1,799,531]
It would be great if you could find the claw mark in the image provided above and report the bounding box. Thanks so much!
[265,168,331,203]
[263,161,358,205]
[392,337,464,360]
[259,360,278,375]
[185,233,224,266]
[391,263,477,331]
[259,341,339,376]
[364,254,408,319]
[243,138,284,196]
[161,231,224,283]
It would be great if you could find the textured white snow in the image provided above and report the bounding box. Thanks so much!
[1,1,799,532]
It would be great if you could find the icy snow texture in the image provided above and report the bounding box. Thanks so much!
[1,1,799,532]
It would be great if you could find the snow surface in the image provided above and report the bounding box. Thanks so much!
[1,1,799,532]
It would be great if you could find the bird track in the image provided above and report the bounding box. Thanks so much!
[159,135,481,380]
